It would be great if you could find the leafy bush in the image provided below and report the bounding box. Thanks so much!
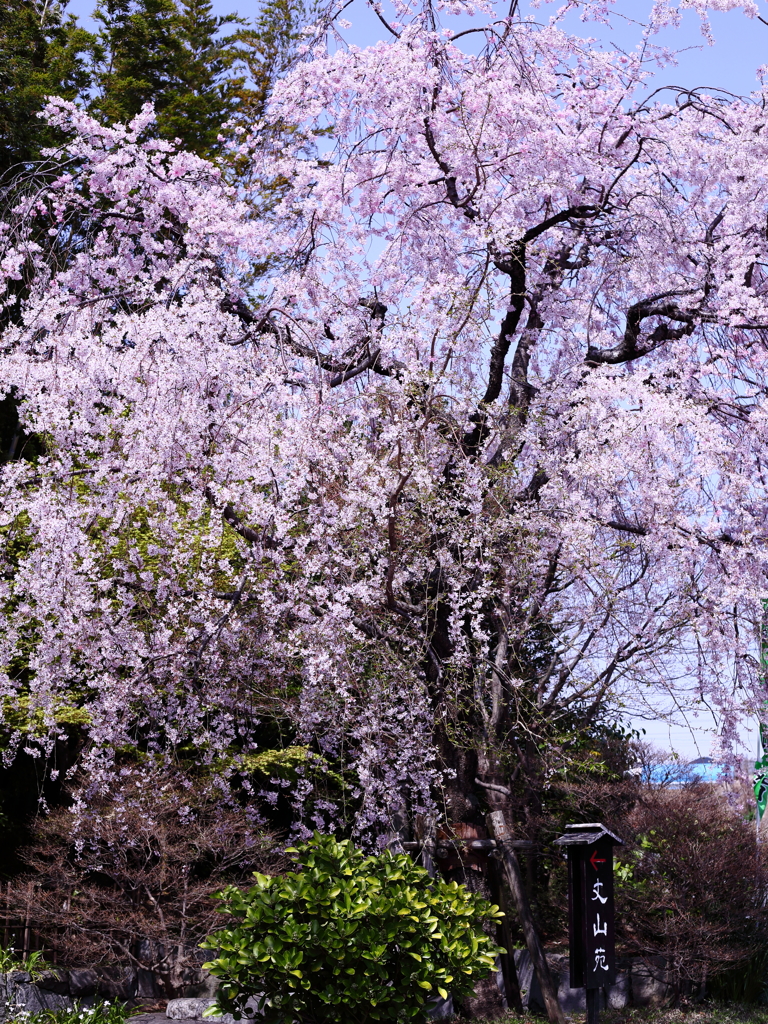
[201,833,504,1024]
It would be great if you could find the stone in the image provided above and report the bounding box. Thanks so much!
[69,968,99,997]
[5,982,72,1015]
[0,974,76,1022]
[630,957,674,1007]
[512,949,629,1013]
[137,968,166,1001]
[513,949,535,1009]
[36,970,70,995]
[180,972,219,999]
[6,973,30,985]
[97,966,138,1001]
[606,967,631,1009]
[425,994,453,1019]
[166,997,216,1019]
[166,996,263,1022]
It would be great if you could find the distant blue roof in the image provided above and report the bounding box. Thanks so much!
[645,759,724,786]
[686,762,724,783]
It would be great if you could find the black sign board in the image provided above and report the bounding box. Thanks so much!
[555,823,623,993]
[570,836,616,987]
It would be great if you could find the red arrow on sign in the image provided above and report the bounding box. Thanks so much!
[590,850,606,871]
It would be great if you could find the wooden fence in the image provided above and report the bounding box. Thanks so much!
[1,882,55,960]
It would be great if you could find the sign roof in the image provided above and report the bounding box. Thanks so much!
[553,822,624,846]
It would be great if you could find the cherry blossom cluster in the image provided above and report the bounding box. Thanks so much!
[2,0,768,837]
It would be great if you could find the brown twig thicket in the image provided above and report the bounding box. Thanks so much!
[9,786,285,995]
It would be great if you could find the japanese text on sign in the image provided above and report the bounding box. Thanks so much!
[582,839,616,987]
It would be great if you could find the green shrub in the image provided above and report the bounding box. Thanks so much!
[201,832,504,1024]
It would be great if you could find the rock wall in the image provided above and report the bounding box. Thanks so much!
[0,954,696,1021]
[516,951,699,1013]
[0,967,216,1019]
[0,972,73,1022]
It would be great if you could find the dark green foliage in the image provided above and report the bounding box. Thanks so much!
[162,0,243,153]
[231,0,312,123]
[0,0,313,171]
[0,0,93,174]
[201,833,504,1023]
[91,0,185,127]
[90,0,244,156]
[88,0,315,159]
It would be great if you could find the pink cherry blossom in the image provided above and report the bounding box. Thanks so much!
[2,2,768,839]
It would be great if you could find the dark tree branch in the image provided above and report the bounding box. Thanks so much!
[606,519,648,536]
[461,208,598,454]
[367,1,400,38]
[514,466,549,503]
[422,118,480,222]
[204,485,266,546]
[328,348,384,386]
[586,291,698,365]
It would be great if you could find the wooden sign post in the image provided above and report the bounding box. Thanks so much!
[554,823,624,1024]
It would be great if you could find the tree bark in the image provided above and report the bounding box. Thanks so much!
[487,855,524,1014]
[488,811,565,1024]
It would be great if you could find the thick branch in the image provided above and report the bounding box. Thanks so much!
[328,347,384,387]
[422,118,480,221]
[203,485,265,546]
[586,292,698,365]
[475,777,511,796]
[462,208,598,454]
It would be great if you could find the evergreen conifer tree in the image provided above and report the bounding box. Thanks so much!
[0,0,313,169]
[91,0,246,156]
[0,0,93,174]
[233,0,313,122]
[160,0,245,155]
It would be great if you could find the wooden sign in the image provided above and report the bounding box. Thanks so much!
[554,823,623,1024]
[569,836,616,987]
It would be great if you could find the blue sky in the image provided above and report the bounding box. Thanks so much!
[65,0,768,98]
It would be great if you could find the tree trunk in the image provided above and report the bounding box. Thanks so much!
[488,811,565,1024]
[487,855,524,1014]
